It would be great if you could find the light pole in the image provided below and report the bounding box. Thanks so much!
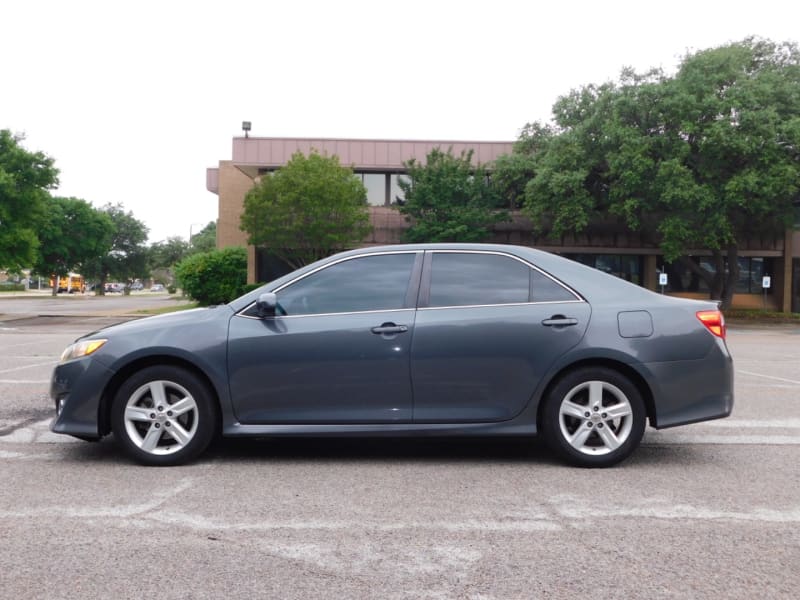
[188,222,204,247]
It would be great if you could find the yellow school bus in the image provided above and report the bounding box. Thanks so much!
[50,273,85,293]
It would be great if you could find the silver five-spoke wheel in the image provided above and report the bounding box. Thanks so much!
[112,366,216,466]
[123,380,199,455]
[558,380,633,456]
[542,367,645,467]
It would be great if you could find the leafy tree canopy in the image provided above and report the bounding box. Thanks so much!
[241,150,371,269]
[83,203,149,293]
[0,130,59,269]
[149,236,190,270]
[513,37,800,307]
[147,236,190,286]
[190,221,217,254]
[398,147,507,242]
[33,197,114,294]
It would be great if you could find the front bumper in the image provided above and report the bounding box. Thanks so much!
[50,357,115,440]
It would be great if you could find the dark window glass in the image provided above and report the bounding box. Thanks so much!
[529,270,577,302]
[658,256,773,295]
[429,253,530,307]
[276,253,415,315]
[566,254,643,285]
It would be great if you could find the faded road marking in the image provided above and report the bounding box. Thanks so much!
[737,369,800,386]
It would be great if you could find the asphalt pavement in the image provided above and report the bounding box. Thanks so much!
[0,296,798,599]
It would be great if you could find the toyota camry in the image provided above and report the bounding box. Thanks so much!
[51,244,733,467]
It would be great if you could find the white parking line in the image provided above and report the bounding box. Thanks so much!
[0,361,56,374]
[644,434,799,445]
[737,369,800,385]
[702,418,800,428]
[0,379,50,384]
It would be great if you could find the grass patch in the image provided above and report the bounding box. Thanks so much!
[724,308,800,324]
[134,302,199,315]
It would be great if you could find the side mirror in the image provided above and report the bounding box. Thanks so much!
[256,292,278,317]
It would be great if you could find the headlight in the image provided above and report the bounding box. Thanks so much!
[60,339,107,362]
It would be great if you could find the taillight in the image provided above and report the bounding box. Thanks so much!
[696,310,726,339]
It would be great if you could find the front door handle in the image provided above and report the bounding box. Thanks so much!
[371,323,409,335]
[542,316,579,327]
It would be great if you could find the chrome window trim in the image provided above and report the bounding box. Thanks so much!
[426,249,584,304]
[236,250,420,318]
[236,307,415,321]
[235,248,585,319]
[418,299,585,312]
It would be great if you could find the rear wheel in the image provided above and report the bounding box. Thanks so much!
[111,366,216,466]
[541,367,645,467]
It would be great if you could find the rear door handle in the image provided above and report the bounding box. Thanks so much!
[371,323,409,335]
[542,316,579,327]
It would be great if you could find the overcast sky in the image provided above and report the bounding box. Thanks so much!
[3,0,799,244]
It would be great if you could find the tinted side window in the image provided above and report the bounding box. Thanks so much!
[428,253,530,307]
[529,269,578,302]
[277,253,415,316]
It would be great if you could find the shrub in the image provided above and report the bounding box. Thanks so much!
[174,247,247,306]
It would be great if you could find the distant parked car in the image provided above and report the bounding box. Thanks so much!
[130,282,144,291]
[104,283,124,293]
[50,244,733,467]
[149,284,165,292]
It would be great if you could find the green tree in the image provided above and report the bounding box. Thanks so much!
[398,147,507,242]
[83,203,149,294]
[33,197,114,295]
[241,150,371,269]
[0,130,59,269]
[190,221,217,254]
[148,236,190,286]
[520,38,800,308]
[175,246,247,305]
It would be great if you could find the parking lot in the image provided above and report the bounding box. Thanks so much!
[1,301,798,599]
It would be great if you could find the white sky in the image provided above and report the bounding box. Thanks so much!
[2,0,799,244]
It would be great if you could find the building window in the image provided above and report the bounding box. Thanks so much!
[353,173,387,206]
[658,256,774,294]
[390,174,409,205]
[735,257,771,294]
[565,254,643,285]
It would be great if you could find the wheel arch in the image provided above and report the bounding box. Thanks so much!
[536,358,656,429]
[98,355,222,437]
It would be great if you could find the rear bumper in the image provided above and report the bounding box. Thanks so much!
[645,341,734,429]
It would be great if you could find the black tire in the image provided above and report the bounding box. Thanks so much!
[541,366,645,468]
[111,366,216,466]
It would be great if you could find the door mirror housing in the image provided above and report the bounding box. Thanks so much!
[256,292,278,317]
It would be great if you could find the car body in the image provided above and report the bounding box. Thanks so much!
[149,284,165,292]
[105,282,124,293]
[130,282,144,291]
[50,244,733,467]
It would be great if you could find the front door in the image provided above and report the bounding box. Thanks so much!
[227,251,422,424]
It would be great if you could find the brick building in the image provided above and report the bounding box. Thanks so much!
[207,136,799,312]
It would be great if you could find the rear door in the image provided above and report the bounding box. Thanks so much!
[410,250,590,422]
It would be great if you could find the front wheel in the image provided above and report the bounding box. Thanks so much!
[541,367,646,468]
[111,366,216,466]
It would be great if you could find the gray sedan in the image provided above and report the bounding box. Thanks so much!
[50,244,733,467]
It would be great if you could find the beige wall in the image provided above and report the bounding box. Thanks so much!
[216,160,255,249]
